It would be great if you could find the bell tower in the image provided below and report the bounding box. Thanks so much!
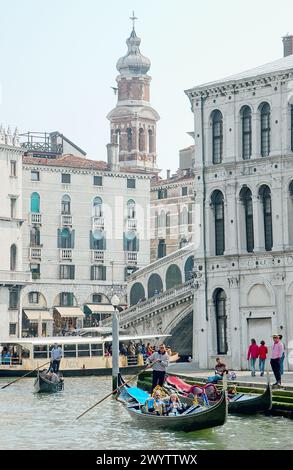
[107,13,160,172]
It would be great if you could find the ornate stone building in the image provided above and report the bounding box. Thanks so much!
[0,126,31,338]
[107,23,160,172]
[185,37,293,370]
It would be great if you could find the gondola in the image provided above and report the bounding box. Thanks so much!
[33,370,64,393]
[165,375,272,414]
[117,374,227,432]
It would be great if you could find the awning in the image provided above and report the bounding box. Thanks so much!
[54,307,85,318]
[85,304,114,314]
[24,310,53,321]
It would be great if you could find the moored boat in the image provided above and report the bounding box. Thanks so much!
[117,374,227,432]
[165,375,272,414]
[34,370,64,393]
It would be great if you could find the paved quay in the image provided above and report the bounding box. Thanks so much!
[167,363,293,391]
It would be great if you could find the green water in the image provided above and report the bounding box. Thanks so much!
[0,376,292,450]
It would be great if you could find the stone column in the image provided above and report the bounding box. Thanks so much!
[252,195,265,252]
[224,182,238,256]
[271,178,284,251]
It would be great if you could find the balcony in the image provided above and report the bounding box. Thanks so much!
[61,214,72,226]
[92,250,104,263]
[29,247,42,260]
[30,213,42,225]
[0,270,32,285]
[127,218,137,231]
[92,216,104,229]
[126,252,138,265]
[60,249,72,260]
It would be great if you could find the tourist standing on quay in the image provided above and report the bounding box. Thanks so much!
[258,341,268,376]
[247,339,259,377]
[146,343,169,392]
[270,335,284,387]
[278,335,285,376]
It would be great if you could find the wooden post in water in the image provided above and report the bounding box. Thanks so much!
[111,295,120,393]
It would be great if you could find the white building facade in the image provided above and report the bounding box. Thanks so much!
[0,126,31,338]
[186,46,293,371]
[21,153,151,336]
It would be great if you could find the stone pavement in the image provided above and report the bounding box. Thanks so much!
[167,362,293,390]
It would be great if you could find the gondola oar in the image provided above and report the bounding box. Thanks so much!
[1,361,51,389]
[76,362,155,420]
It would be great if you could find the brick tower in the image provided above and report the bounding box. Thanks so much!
[107,15,160,172]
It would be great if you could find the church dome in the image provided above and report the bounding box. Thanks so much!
[116,28,151,76]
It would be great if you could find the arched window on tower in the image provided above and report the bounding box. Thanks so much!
[93,197,103,217]
[114,129,121,148]
[240,187,254,252]
[148,129,154,153]
[139,128,145,152]
[241,106,252,160]
[259,185,273,251]
[61,194,71,214]
[10,244,17,271]
[212,110,223,164]
[260,102,271,157]
[214,289,228,355]
[211,190,225,255]
[127,128,132,152]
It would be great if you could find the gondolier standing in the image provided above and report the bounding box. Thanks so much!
[51,343,62,373]
[146,343,169,392]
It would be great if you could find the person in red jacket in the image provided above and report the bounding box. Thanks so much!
[258,340,268,376]
[247,338,259,377]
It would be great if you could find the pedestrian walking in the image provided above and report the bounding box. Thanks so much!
[270,334,284,387]
[247,338,259,377]
[278,335,285,375]
[258,340,268,376]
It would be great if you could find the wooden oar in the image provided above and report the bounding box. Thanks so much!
[1,361,51,389]
[76,363,154,420]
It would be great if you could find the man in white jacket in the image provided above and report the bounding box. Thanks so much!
[146,343,169,392]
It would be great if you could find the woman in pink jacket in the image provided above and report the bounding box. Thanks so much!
[247,338,259,377]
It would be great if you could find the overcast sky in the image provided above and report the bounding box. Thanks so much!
[1,0,293,175]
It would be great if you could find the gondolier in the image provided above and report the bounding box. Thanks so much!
[50,343,62,373]
[146,343,169,392]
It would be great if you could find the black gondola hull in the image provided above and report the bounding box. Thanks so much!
[34,372,64,393]
[228,384,272,414]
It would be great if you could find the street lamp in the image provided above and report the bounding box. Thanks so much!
[111,294,120,392]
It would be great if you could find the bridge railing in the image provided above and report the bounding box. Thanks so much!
[103,279,194,327]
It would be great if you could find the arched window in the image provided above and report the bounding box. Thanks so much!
[130,283,145,306]
[214,289,228,354]
[159,210,166,229]
[180,206,188,226]
[139,128,145,152]
[114,129,121,147]
[148,129,154,153]
[241,106,252,160]
[61,194,71,214]
[30,192,40,213]
[212,110,223,164]
[260,102,270,157]
[166,264,182,290]
[127,199,136,219]
[30,227,40,246]
[184,256,194,282]
[127,128,132,152]
[148,273,163,298]
[211,190,225,255]
[10,244,17,271]
[259,185,273,251]
[60,227,72,249]
[93,197,103,217]
[240,187,254,252]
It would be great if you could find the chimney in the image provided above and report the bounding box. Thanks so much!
[282,34,293,57]
[107,143,119,171]
[166,169,171,179]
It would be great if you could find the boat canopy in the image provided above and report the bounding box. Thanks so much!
[85,304,114,314]
[54,307,84,318]
[24,310,53,321]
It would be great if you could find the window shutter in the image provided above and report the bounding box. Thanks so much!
[71,230,75,249]
[71,265,75,279]
[57,229,61,248]
[102,266,106,280]
[90,265,94,280]
[90,230,93,249]
[102,233,106,250]
[136,237,140,252]
[123,233,127,251]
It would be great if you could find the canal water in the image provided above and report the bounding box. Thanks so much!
[0,376,292,450]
